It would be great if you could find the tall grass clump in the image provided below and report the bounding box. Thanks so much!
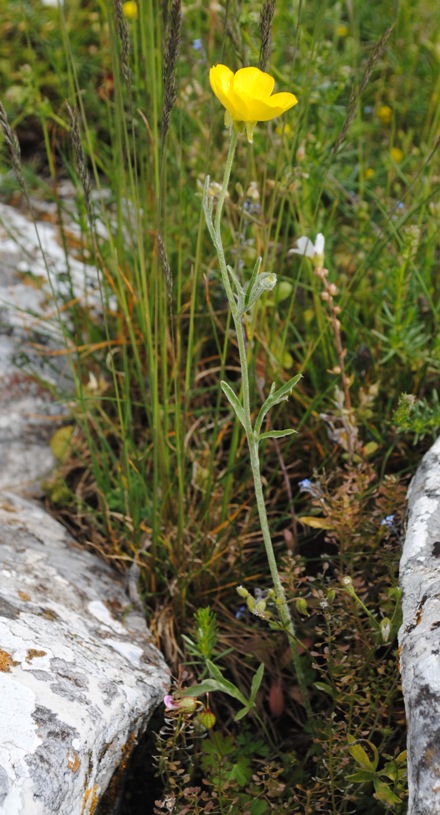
[1,0,439,811]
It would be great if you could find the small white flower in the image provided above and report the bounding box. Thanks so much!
[288,233,325,266]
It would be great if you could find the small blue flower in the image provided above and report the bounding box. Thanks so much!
[381,515,395,528]
[235,605,247,620]
[192,38,203,51]
[299,478,323,498]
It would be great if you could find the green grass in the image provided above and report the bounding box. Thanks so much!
[1,0,439,811]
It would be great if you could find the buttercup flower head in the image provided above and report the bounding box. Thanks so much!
[209,64,298,143]
[390,147,404,163]
[377,104,392,125]
[123,1,138,20]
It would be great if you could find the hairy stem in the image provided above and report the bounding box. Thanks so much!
[207,129,312,721]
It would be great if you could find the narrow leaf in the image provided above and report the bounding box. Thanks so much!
[255,373,302,433]
[373,780,402,806]
[207,659,248,704]
[227,264,244,296]
[258,428,297,442]
[313,681,335,699]
[206,659,224,681]
[347,735,378,771]
[183,678,247,704]
[235,706,252,721]
[300,515,333,530]
[182,679,229,697]
[250,663,265,703]
[346,770,376,784]
[220,381,246,429]
[268,373,303,406]
[244,256,262,308]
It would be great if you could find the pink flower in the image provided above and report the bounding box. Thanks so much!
[164,694,198,713]
[164,694,179,710]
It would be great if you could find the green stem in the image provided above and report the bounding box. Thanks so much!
[208,129,312,722]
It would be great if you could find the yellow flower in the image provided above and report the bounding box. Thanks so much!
[209,64,298,143]
[123,1,138,20]
[365,168,375,179]
[336,24,349,37]
[377,104,392,125]
[390,147,404,163]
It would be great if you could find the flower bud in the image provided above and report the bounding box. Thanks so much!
[296,597,309,616]
[246,595,256,611]
[380,617,391,643]
[237,585,250,599]
[197,709,216,729]
[165,695,198,713]
[178,696,198,713]
[255,599,267,615]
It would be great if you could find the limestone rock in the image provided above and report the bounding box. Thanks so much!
[0,491,169,814]
[399,436,440,815]
[0,200,169,812]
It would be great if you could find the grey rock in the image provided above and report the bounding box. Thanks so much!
[0,201,170,813]
[0,492,169,815]
[399,436,440,815]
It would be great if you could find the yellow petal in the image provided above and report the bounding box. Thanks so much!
[209,65,236,117]
[233,67,275,101]
[245,92,298,122]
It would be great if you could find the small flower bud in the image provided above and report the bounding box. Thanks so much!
[237,585,250,599]
[246,595,256,611]
[328,283,338,296]
[197,708,216,729]
[255,599,267,615]
[296,597,309,616]
[176,696,198,713]
[380,617,391,643]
